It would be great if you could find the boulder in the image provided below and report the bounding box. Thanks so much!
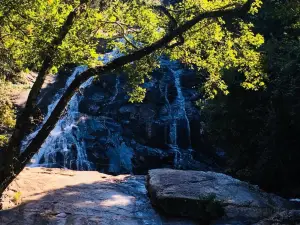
[147,169,292,224]
[254,210,300,225]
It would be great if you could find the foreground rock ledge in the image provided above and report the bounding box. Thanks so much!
[0,167,197,225]
[147,169,294,224]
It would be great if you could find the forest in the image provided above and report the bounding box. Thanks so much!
[0,0,299,224]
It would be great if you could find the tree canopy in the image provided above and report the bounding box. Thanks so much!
[0,0,263,195]
[200,0,300,196]
[0,0,264,100]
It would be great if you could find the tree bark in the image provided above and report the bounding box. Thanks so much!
[0,0,254,196]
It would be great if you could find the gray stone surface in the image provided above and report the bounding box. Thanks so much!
[0,168,198,225]
[147,169,292,224]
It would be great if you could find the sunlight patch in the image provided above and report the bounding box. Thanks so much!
[100,195,134,207]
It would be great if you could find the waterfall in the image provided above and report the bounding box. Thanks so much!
[171,67,192,148]
[27,49,121,170]
[22,66,88,152]
[31,73,94,170]
[160,59,192,167]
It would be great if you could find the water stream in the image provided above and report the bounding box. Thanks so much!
[160,59,192,167]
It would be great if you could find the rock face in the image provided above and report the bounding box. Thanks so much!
[28,59,218,174]
[147,169,293,224]
[0,167,198,225]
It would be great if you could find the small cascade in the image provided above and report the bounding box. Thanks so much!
[171,68,192,148]
[22,66,88,152]
[160,59,192,167]
[109,76,120,104]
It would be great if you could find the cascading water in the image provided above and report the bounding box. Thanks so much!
[22,66,88,152]
[23,46,198,172]
[31,69,94,170]
[160,59,192,167]
[171,67,192,147]
[109,76,120,104]
[27,49,122,170]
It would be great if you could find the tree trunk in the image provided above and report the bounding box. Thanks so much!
[0,0,89,197]
[0,0,254,198]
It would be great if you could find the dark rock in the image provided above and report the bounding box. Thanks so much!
[255,210,300,225]
[32,60,216,175]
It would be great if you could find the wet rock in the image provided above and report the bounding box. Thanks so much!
[147,169,292,224]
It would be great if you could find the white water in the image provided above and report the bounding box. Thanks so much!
[160,59,192,166]
[22,66,88,153]
[31,70,93,170]
[171,67,192,148]
[27,49,121,169]
[109,76,120,104]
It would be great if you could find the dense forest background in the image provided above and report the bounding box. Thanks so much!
[201,0,300,196]
[0,0,299,197]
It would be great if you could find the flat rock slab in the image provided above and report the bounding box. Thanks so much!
[0,167,197,225]
[147,169,292,224]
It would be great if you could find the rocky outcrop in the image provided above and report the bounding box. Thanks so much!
[147,169,293,224]
[30,60,219,174]
[0,167,198,225]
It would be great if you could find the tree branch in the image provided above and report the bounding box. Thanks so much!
[5,0,90,157]
[154,5,185,49]
[115,21,139,50]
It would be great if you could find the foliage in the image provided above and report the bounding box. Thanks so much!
[0,80,18,147]
[0,0,265,102]
[0,81,16,129]
[12,191,22,205]
[166,0,265,98]
[201,0,300,196]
